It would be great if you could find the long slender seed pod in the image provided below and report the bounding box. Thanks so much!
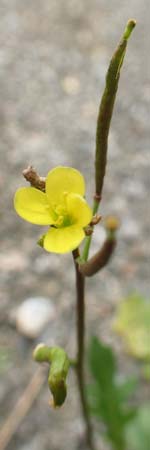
[95,19,136,197]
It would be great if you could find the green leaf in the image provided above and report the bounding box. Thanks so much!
[87,383,102,417]
[89,335,116,385]
[114,293,150,360]
[116,377,138,402]
[87,336,137,450]
[125,404,150,450]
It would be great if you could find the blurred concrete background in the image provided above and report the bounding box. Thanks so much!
[0,1,149,450]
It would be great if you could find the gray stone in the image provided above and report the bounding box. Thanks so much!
[120,217,140,240]
[16,297,56,338]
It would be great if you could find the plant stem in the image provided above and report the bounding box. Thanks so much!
[73,249,96,450]
[82,197,100,262]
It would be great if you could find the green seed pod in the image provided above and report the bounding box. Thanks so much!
[48,347,70,407]
[33,344,70,407]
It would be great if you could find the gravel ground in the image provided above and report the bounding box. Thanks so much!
[0,1,149,450]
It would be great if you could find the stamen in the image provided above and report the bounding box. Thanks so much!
[55,215,64,226]
[49,196,71,228]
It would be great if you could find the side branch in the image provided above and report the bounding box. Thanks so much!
[23,166,46,191]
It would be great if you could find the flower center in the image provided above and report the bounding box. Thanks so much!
[54,205,71,227]
[49,193,73,228]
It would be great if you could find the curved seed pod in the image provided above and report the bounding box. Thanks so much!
[79,237,116,277]
[33,344,70,407]
[48,347,70,407]
[80,216,119,276]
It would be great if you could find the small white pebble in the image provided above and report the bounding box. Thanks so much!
[61,76,80,95]
[16,297,56,339]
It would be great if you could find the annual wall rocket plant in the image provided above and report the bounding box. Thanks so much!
[14,19,136,450]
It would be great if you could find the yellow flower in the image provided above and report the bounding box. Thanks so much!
[14,166,92,254]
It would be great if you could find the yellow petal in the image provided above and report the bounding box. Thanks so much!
[14,187,54,225]
[43,225,85,253]
[46,167,85,205]
[67,193,92,227]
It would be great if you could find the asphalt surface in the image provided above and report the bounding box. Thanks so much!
[0,1,149,450]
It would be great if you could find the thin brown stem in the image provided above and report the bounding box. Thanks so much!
[73,249,96,450]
